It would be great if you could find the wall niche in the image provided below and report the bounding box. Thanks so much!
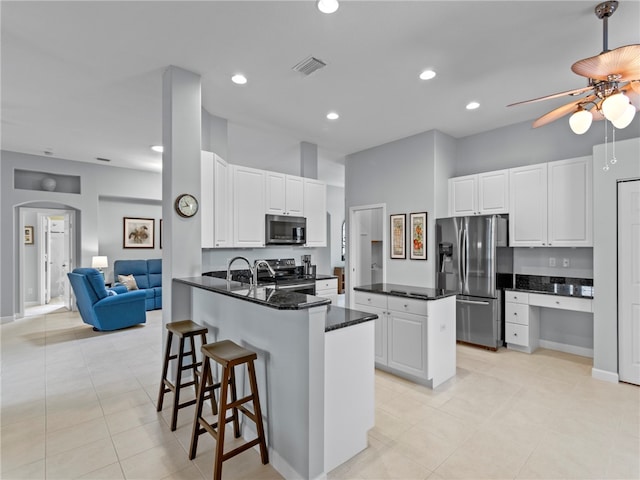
[14,169,81,194]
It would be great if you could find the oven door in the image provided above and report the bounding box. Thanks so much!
[275,281,316,296]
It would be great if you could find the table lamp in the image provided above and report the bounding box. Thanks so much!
[91,256,108,281]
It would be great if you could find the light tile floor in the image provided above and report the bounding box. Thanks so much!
[1,309,638,479]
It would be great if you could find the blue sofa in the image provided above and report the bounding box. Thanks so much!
[67,268,147,331]
[114,259,162,310]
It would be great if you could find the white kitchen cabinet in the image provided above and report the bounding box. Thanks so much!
[509,163,548,246]
[315,277,338,304]
[232,165,265,247]
[304,178,327,247]
[504,291,539,353]
[201,151,231,248]
[547,157,593,247]
[509,157,592,247]
[265,172,304,216]
[354,291,456,388]
[448,170,509,216]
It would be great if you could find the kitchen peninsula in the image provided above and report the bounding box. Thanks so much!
[173,275,376,479]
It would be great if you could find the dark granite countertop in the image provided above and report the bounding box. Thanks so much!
[174,276,331,310]
[315,274,338,281]
[354,283,457,301]
[511,274,594,299]
[325,305,377,332]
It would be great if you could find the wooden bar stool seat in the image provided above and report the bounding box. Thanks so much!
[157,320,212,431]
[189,340,269,480]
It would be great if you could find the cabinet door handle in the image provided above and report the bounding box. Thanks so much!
[404,304,408,308]
[513,312,518,315]
[556,301,560,305]
[513,332,518,336]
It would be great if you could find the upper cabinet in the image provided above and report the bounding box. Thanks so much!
[304,178,327,247]
[265,172,304,216]
[509,157,592,247]
[233,165,266,248]
[448,170,509,216]
[201,151,231,248]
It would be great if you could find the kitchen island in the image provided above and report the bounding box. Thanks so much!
[173,276,376,479]
[354,283,457,388]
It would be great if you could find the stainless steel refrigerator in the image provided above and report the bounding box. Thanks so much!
[435,215,512,350]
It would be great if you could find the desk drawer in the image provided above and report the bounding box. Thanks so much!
[505,290,529,304]
[505,302,529,326]
[388,296,429,316]
[354,291,387,309]
[316,278,338,291]
[528,293,593,313]
[505,323,529,347]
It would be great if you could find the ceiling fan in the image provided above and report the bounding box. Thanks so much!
[509,1,640,134]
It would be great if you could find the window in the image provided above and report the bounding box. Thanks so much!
[341,220,346,261]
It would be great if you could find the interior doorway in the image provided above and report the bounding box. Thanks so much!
[618,179,640,385]
[20,207,75,317]
[348,204,386,308]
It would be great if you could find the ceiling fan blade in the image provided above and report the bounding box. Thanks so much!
[532,95,596,128]
[507,86,593,107]
[628,80,640,95]
[571,44,640,81]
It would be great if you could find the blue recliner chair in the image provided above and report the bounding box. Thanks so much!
[67,268,147,331]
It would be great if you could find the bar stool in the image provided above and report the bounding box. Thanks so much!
[157,320,213,431]
[189,340,268,480]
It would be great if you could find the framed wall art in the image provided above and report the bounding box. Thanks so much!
[24,226,34,245]
[410,212,427,260]
[390,214,406,259]
[123,217,155,249]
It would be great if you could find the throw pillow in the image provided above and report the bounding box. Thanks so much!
[118,274,139,291]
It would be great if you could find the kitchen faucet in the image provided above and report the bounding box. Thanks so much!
[253,260,276,287]
[226,256,254,286]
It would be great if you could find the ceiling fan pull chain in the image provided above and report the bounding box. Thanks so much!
[603,119,610,171]
[611,126,617,164]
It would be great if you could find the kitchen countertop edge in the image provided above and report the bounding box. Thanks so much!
[507,287,594,300]
[354,283,458,301]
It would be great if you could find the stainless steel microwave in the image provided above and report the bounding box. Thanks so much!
[265,214,306,245]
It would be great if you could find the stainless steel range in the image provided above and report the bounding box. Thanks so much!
[255,258,316,295]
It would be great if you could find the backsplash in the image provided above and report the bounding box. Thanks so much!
[513,247,593,278]
[515,274,593,298]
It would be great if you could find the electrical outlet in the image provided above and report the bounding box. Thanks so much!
[549,257,556,267]
[562,258,570,268]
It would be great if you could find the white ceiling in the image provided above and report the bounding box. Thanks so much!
[2,1,639,185]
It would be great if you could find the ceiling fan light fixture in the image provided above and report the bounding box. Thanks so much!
[317,0,339,14]
[611,103,636,129]
[569,108,593,134]
[601,91,629,121]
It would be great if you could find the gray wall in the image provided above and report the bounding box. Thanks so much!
[22,210,38,303]
[455,117,640,176]
[345,130,455,289]
[0,150,162,319]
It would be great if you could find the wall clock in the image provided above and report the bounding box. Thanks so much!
[174,193,199,218]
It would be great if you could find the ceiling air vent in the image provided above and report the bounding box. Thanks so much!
[292,56,327,76]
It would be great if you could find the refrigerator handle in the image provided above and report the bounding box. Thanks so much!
[456,299,490,306]
[463,227,470,292]
[457,226,465,289]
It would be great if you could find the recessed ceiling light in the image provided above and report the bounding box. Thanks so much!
[326,112,339,120]
[419,69,436,80]
[317,0,339,14]
[466,101,480,110]
[151,145,164,153]
[231,74,247,85]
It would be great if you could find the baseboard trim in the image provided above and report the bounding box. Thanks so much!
[538,339,593,358]
[591,368,619,383]
[0,315,15,325]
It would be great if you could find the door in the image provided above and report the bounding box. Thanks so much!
[618,180,640,385]
[456,295,500,349]
[387,310,426,378]
[463,216,496,298]
[509,163,548,246]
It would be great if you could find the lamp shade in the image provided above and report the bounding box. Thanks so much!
[91,256,108,269]
[602,92,630,122]
[569,108,593,135]
[611,104,636,129]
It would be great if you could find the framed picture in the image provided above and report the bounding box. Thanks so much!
[123,217,155,249]
[410,212,427,260]
[24,226,34,245]
[390,214,406,259]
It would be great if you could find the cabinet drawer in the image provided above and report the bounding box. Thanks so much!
[316,278,338,291]
[505,303,529,326]
[528,293,593,313]
[354,291,387,309]
[388,296,429,316]
[505,322,529,347]
[505,290,529,304]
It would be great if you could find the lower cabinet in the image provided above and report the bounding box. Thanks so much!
[315,278,338,304]
[354,291,456,388]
